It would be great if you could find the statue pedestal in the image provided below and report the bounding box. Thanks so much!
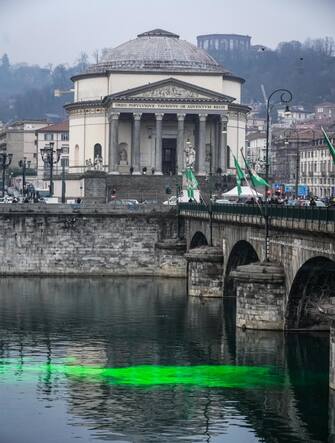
[118,161,129,174]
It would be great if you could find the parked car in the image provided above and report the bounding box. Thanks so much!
[110,199,140,209]
[163,196,177,206]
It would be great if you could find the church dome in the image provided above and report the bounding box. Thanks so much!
[87,29,226,74]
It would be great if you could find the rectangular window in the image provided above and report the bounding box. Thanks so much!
[44,133,53,141]
[61,132,69,141]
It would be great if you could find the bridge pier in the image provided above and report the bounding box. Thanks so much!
[330,383,335,443]
[185,246,223,298]
[155,239,187,277]
[331,321,335,390]
[231,262,286,330]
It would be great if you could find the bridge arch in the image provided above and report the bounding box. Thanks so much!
[224,240,259,295]
[286,256,335,330]
[190,231,208,249]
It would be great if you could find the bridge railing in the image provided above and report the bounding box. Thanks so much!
[179,202,335,223]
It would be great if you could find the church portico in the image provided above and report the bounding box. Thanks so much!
[103,108,231,176]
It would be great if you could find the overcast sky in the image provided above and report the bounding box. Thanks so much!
[1,0,335,66]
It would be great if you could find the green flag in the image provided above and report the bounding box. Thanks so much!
[321,127,335,164]
[241,152,270,188]
[183,168,198,199]
[233,155,245,196]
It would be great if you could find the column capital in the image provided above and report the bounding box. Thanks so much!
[220,114,229,123]
[109,112,120,121]
[133,112,142,121]
[155,112,164,121]
[199,114,208,122]
[177,113,186,121]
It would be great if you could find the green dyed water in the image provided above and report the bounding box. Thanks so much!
[0,359,285,388]
[0,277,331,443]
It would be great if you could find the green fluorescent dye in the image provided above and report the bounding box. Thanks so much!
[0,358,284,389]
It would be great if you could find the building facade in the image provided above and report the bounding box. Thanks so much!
[300,132,335,197]
[36,121,69,176]
[246,132,266,173]
[315,103,335,123]
[0,120,47,170]
[65,29,249,187]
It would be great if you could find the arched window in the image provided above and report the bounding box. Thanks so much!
[94,143,102,160]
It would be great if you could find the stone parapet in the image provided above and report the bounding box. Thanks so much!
[185,246,223,298]
[231,262,286,330]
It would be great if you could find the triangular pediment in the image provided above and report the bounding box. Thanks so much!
[105,78,235,103]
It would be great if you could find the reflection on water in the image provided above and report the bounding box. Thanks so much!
[0,277,330,443]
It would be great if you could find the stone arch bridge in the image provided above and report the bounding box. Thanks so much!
[180,203,335,333]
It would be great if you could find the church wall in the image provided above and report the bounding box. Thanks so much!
[69,115,86,168]
[108,72,226,96]
[76,77,109,102]
[222,79,241,103]
[69,112,107,168]
[83,114,107,164]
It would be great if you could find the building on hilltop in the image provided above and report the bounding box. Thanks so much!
[62,29,250,201]
[314,102,335,123]
[197,34,251,63]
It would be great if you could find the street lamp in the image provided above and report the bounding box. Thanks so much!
[18,157,31,196]
[265,88,293,261]
[40,142,62,197]
[0,152,13,197]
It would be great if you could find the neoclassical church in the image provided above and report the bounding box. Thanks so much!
[65,28,249,192]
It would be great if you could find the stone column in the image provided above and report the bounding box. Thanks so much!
[198,114,207,175]
[108,113,119,174]
[155,113,163,175]
[132,113,142,174]
[230,262,286,330]
[177,113,185,174]
[220,114,228,173]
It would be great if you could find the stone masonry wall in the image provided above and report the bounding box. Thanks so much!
[231,263,286,330]
[0,210,186,277]
[331,322,335,390]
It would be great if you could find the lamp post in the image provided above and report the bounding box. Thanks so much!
[18,157,31,196]
[265,88,293,261]
[40,142,62,197]
[0,152,13,197]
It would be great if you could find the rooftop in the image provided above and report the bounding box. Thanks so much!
[87,29,228,75]
[37,121,69,133]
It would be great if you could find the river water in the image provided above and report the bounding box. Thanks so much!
[0,277,331,443]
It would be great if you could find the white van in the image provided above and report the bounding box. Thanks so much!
[163,189,200,205]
